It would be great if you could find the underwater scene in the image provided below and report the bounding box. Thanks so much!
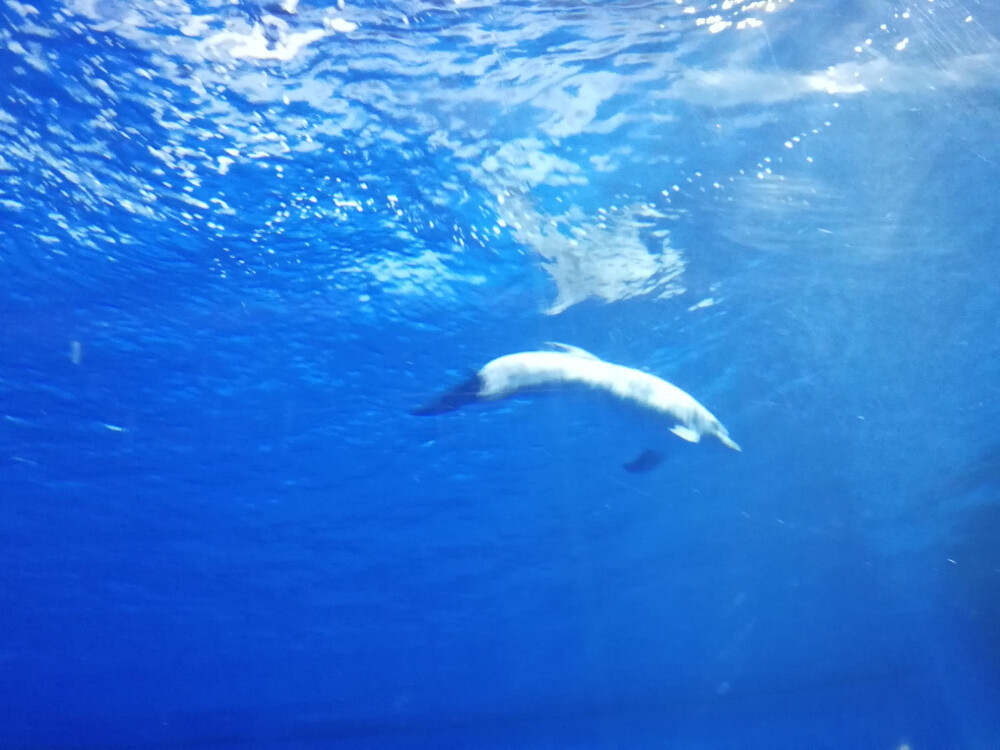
[1,0,999,747]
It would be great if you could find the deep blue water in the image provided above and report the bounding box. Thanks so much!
[2,0,999,747]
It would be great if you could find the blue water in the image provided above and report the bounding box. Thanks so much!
[2,0,999,747]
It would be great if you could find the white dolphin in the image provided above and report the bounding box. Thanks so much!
[413,343,741,456]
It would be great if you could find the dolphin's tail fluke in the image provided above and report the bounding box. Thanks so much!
[411,374,483,416]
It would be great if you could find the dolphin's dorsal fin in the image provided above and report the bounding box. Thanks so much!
[544,342,602,361]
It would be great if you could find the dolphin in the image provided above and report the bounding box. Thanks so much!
[412,343,741,457]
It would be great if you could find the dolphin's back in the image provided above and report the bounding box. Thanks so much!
[478,351,610,398]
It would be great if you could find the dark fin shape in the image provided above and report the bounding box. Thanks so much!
[623,448,663,474]
[411,374,483,416]
[263,2,297,16]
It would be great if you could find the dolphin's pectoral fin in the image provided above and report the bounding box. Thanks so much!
[544,342,602,361]
[670,425,701,443]
[411,374,483,416]
[623,448,663,473]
